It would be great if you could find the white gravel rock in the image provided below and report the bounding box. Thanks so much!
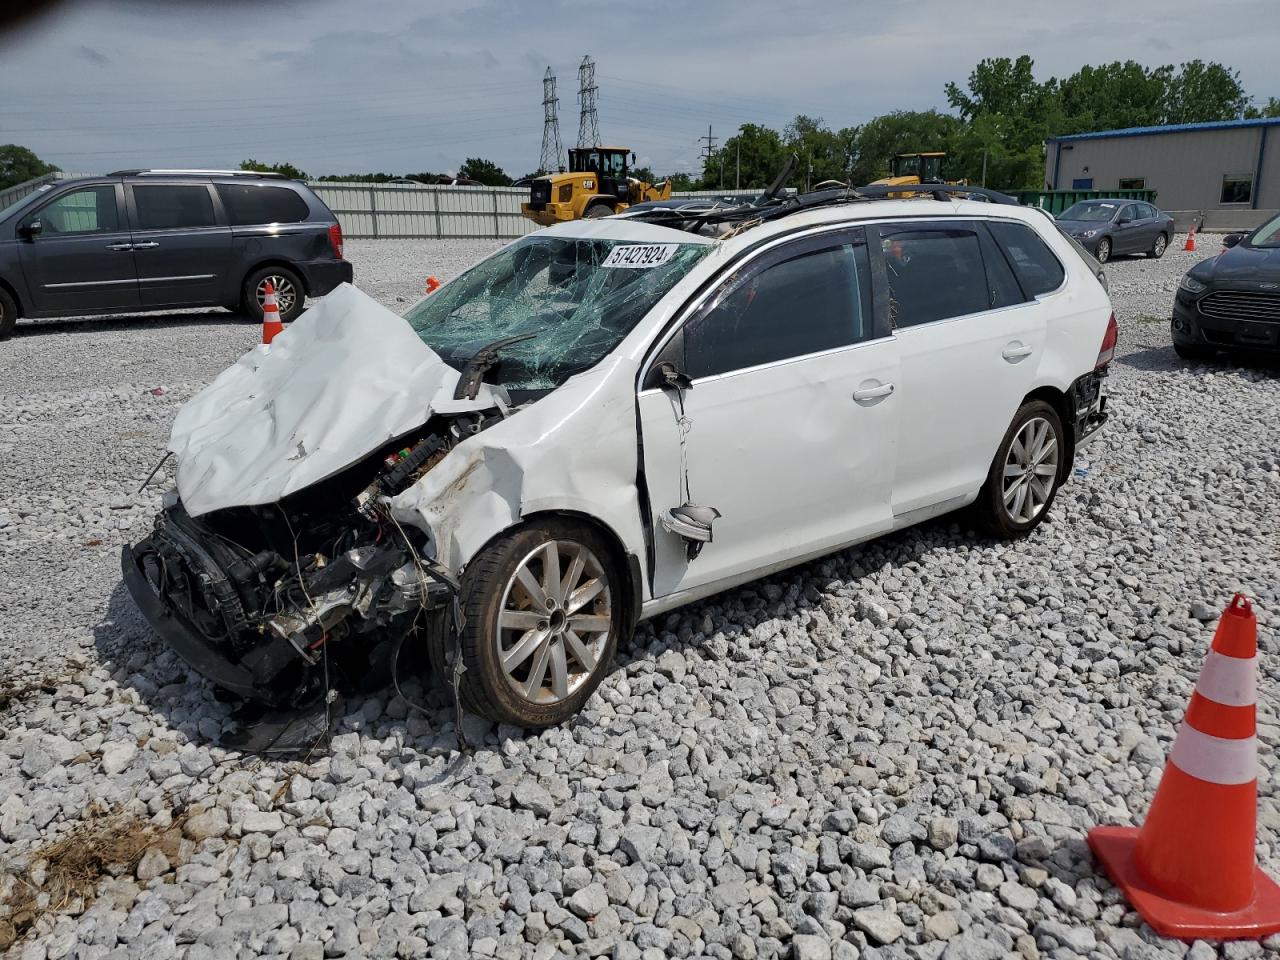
[1,235,1277,960]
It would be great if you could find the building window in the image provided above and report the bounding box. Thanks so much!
[1071,177,1094,190]
[1221,174,1253,205]
[1118,177,1145,191]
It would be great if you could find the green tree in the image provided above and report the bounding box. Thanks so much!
[1057,61,1168,134]
[1162,60,1249,124]
[847,110,962,185]
[240,158,309,180]
[1245,96,1280,119]
[458,157,511,186]
[0,144,59,191]
[666,172,700,192]
[945,55,1061,188]
[702,123,787,189]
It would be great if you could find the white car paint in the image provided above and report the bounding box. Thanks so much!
[165,199,1112,623]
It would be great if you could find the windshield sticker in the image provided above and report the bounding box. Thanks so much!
[602,244,679,269]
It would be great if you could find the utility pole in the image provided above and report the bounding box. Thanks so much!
[736,141,740,190]
[699,125,718,184]
[576,55,601,149]
[539,66,565,174]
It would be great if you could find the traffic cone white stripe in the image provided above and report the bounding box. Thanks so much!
[1168,724,1257,785]
[1196,650,1257,707]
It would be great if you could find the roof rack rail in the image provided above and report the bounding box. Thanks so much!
[852,183,1020,205]
[106,169,290,179]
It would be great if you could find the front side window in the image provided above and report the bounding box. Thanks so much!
[683,240,873,379]
[1249,213,1280,248]
[404,235,710,391]
[881,227,989,327]
[216,184,309,226]
[36,186,119,235]
[132,184,217,230]
[1221,175,1253,205]
[987,221,1066,298]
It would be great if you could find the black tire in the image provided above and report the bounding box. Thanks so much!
[1094,237,1111,264]
[452,518,625,728]
[241,266,305,323]
[1147,232,1168,259]
[583,203,613,219]
[1174,342,1216,362]
[972,400,1066,539]
[0,287,16,341]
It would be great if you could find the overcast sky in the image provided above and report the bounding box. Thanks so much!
[1,0,1276,179]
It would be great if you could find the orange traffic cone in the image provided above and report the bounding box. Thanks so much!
[261,280,284,345]
[1089,594,1280,940]
[425,275,441,294]
[1184,224,1198,252]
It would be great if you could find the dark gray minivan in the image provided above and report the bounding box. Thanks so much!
[0,169,352,339]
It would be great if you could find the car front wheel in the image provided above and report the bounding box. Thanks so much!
[453,519,623,727]
[1095,237,1112,264]
[0,286,16,341]
[973,400,1065,538]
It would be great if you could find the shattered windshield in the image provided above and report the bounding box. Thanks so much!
[404,235,710,390]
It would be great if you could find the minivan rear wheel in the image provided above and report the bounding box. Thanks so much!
[0,287,16,341]
[242,266,305,324]
[972,400,1065,539]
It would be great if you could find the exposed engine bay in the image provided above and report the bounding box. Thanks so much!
[123,411,502,707]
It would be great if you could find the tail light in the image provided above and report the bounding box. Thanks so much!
[328,223,344,260]
[1096,312,1118,368]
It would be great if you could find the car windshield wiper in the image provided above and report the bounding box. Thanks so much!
[453,331,539,400]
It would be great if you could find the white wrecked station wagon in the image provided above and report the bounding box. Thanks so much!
[124,186,1114,728]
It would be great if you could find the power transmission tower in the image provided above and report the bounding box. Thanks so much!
[577,55,601,148]
[539,66,564,173]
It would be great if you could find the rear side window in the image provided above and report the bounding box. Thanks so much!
[880,227,989,327]
[133,185,217,230]
[685,239,873,378]
[987,221,1065,297]
[216,184,310,226]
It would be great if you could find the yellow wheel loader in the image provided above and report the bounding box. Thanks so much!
[873,152,948,187]
[522,147,672,227]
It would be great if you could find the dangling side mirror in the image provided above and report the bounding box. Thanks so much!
[1222,233,1244,248]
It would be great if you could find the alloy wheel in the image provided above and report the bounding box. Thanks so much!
[1153,234,1167,257]
[255,275,298,317]
[1002,417,1059,524]
[496,540,612,705]
[1096,239,1111,264]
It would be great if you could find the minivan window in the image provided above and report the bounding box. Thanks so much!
[987,221,1066,297]
[880,227,989,327]
[684,240,873,379]
[216,184,310,226]
[36,186,119,234]
[133,184,216,230]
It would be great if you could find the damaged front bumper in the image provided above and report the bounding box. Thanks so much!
[122,500,452,706]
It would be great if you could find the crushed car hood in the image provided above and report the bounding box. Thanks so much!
[170,283,499,517]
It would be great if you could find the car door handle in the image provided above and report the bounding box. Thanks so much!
[853,382,895,402]
[105,242,133,251]
[1002,342,1034,362]
[132,241,160,250]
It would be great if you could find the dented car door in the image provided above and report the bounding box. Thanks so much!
[638,228,900,601]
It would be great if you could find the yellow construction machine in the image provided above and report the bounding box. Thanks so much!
[522,146,672,226]
[873,151,949,187]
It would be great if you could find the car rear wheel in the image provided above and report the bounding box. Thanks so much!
[1095,238,1112,264]
[242,266,305,324]
[1148,233,1168,259]
[972,400,1064,539]
[452,519,623,728]
[1174,342,1216,362]
[0,287,16,341]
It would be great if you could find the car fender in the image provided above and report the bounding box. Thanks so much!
[388,354,652,599]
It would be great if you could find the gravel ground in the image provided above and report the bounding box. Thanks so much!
[1,235,1278,960]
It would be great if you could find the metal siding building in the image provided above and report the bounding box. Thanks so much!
[1045,118,1280,230]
